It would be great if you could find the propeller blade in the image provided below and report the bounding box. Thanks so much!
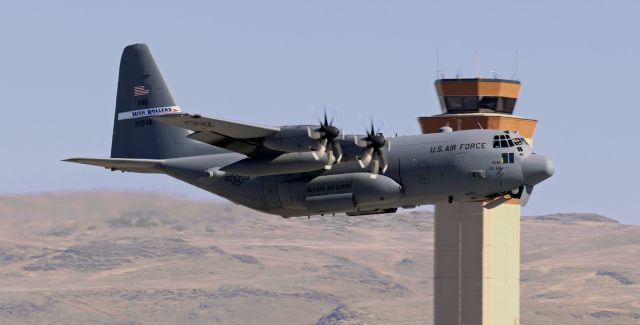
[325,150,335,169]
[307,127,322,140]
[316,138,328,157]
[323,109,329,126]
[354,135,368,148]
[379,149,389,174]
[359,147,374,168]
[520,185,534,207]
[333,142,343,163]
[370,157,380,175]
[325,142,334,168]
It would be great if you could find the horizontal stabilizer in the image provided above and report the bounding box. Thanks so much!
[63,158,164,173]
[153,113,280,139]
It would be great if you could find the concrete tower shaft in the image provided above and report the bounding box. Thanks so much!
[420,77,538,325]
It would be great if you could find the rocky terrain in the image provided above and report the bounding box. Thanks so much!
[0,192,638,324]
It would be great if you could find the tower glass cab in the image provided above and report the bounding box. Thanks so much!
[436,78,520,114]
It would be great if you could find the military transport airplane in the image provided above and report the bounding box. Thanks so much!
[65,44,554,218]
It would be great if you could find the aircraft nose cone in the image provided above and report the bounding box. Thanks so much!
[521,154,554,186]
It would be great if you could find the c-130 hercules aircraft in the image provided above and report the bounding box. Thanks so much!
[66,44,554,217]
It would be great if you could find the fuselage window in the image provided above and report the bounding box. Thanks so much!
[501,152,515,164]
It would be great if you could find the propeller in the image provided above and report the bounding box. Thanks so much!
[517,185,533,207]
[354,121,390,178]
[307,110,343,169]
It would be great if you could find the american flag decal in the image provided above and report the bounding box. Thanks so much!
[133,85,150,97]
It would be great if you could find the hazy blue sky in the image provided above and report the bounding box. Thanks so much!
[1,1,639,223]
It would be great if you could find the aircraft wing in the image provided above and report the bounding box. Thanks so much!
[153,113,282,156]
[63,158,164,173]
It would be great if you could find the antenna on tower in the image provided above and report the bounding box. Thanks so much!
[475,50,480,78]
[436,49,441,79]
[512,49,519,80]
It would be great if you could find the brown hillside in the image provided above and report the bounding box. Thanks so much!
[0,192,638,324]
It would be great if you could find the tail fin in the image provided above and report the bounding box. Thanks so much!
[111,44,214,159]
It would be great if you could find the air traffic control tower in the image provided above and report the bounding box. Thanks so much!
[418,78,537,325]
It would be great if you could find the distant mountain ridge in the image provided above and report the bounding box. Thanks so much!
[523,212,619,224]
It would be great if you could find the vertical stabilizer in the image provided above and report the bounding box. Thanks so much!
[111,44,215,159]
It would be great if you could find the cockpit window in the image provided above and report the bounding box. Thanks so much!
[512,138,528,146]
[493,135,528,148]
[494,134,512,148]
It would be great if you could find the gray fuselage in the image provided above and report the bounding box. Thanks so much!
[159,129,536,217]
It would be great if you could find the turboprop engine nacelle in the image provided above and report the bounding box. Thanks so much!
[262,125,319,153]
[302,173,403,213]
